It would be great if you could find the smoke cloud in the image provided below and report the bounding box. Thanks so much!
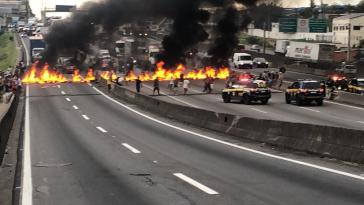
[43,0,260,66]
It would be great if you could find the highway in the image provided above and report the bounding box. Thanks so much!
[24,83,364,204]
[129,79,364,131]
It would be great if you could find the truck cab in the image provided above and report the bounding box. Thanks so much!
[233,53,253,69]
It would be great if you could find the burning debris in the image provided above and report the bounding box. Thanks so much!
[22,63,96,84]
[106,61,230,82]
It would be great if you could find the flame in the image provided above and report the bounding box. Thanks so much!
[100,71,118,81]
[122,61,230,82]
[72,69,83,82]
[85,68,96,82]
[22,63,96,84]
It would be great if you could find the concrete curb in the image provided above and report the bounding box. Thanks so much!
[99,79,364,164]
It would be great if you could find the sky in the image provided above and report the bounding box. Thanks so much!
[29,0,362,19]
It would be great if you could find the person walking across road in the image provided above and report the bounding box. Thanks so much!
[153,78,160,95]
[136,77,142,93]
[107,75,112,93]
[183,78,190,95]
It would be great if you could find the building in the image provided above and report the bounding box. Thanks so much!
[332,13,364,47]
[247,22,334,42]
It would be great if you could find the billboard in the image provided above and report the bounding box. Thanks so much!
[309,19,328,33]
[297,19,309,33]
[55,5,76,12]
[279,18,297,33]
[279,18,328,33]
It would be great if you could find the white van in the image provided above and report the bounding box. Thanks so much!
[233,53,253,69]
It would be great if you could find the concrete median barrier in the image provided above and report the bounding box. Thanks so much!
[100,80,364,164]
[335,91,364,107]
[0,95,18,164]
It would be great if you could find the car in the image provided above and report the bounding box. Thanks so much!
[250,44,261,52]
[285,80,325,106]
[222,79,271,105]
[253,58,269,68]
[233,53,253,69]
[347,78,364,94]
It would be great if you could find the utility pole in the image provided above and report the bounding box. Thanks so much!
[347,23,351,62]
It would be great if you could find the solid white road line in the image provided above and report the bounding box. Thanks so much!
[93,86,364,181]
[65,98,71,102]
[61,91,66,95]
[72,105,79,110]
[173,173,219,195]
[299,107,320,113]
[82,115,90,120]
[96,126,108,133]
[325,100,364,111]
[22,85,33,205]
[143,84,201,108]
[250,108,268,114]
[121,143,141,154]
[357,121,364,124]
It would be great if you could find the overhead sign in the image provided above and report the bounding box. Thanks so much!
[309,19,328,33]
[297,19,309,33]
[55,5,75,12]
[279,18,297,33]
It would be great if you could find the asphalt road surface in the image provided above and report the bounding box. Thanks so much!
[131,80,364,131]
[23,83,364,205]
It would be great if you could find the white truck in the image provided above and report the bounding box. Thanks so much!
[233,53,253,69]
[285,41,336,63]
[148,45,160,65]
[275,40,290,55]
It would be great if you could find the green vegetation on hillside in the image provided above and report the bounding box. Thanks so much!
[0,33,17,71]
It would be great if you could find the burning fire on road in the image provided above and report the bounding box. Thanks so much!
[100,61,230,82]
[22,63,96,84]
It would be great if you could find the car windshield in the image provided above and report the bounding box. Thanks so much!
[301,82,320,89]
[254,58,266,62]
[246,82,267,88]
[358,80,364,86]
[239,56,252,60]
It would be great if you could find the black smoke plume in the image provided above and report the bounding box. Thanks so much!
[43,0,261,66]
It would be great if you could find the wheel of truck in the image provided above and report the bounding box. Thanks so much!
[316,99,323,106]
[223,93,231,103]
[285,94,291,104]
[261,99,269,105]
[243,94,251,105]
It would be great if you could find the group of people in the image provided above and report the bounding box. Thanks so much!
[134,74,191,96]
[0,63,24,101]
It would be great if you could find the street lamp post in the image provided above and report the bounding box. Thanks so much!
[347,23,351,62]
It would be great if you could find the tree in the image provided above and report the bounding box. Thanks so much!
[249,2,284,30]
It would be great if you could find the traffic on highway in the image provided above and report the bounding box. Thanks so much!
[1,0,364,205]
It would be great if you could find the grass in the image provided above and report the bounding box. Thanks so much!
[0,32,17,71]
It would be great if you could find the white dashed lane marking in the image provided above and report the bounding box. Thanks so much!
[173,173,219,195]
[96,126,108,133]
[121,143,141,154]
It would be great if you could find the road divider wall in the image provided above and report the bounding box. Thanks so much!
[335,91,364,106]
[0,95,18,164]
[98,80,364,164]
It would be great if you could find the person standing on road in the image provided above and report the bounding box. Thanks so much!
[107,75,112,93]
[153,78,160,95]
[136,77,142,93]
[183,78,190,95]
